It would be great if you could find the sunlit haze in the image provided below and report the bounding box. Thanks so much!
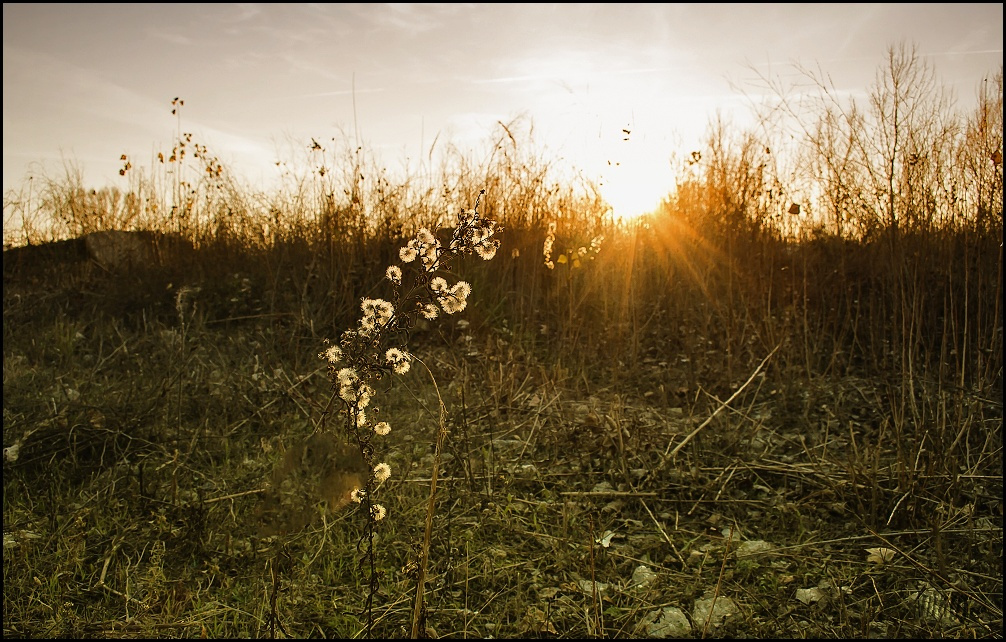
[3,4,1002,220]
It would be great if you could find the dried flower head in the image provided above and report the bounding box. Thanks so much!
[374,421,391,436]
[374,462,391,483]
[319,344,343,364]
[337,367,359,387]
[475,238,500,260]
[386,265,402,285]
[385,347,412,374]
[430,276,448,293]
[416,227,435,245]
[437,280,471,314]
[400,244,418,263]
[420,303,439,320]
[371,504,387,521]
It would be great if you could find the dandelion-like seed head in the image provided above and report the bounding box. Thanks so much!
[374,421,391,436]
[371,503,387,521]
[437,279,472,315]
[339,385,355,403]
[337,367,359,387]
[417,227,435,245]
[543,223,556,268]
[476,239,500,260]
[319,345,343,364]
[400,245,418,263]
[339,380,372,408]
[430,277,448,293]
[439,298,467,314]
[360,315,377,335]
[386,265,402,284]
[376,300,394,320]
[453,281,472,300]
[356,409,368,427]
[374,462,391,483]
[360,298,395,335]
[385,347,412,374]
[421,303,439,320]
[350,487,365,503]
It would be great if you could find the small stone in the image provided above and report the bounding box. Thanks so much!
[692,595,739,629]
[638,606,690,638]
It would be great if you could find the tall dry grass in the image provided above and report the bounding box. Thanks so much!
[5,45,1000,449]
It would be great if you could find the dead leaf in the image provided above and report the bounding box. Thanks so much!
[795,587,827,605]
[518,606,557,635]
[865,547,897,565]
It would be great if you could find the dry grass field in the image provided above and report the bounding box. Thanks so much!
[3,52,1002,639]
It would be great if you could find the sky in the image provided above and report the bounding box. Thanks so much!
[3,3,1003,220]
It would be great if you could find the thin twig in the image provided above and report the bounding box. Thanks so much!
[202,488,265,504]
[639,499,686,567]
[665,344,780,459]
[559,490,658,497]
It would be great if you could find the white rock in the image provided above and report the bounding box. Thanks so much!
[629,564,657,589]
[735,539,773,558]
[692,595,739,629]
[638,606,690,638]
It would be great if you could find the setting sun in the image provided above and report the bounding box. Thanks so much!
[596,148,676,221]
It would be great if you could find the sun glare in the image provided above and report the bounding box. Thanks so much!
[596,147,677,222]
[554,109,692,223]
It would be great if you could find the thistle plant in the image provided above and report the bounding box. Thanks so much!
[317,189,500,635]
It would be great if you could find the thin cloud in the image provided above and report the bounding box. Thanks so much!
[927,48,1004,56]
[473,74,554,85]
[474,66,685,86]
[150,31,193,47]
[229,3,263,23]
[291,88,388,99]
[348,3,468,34]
